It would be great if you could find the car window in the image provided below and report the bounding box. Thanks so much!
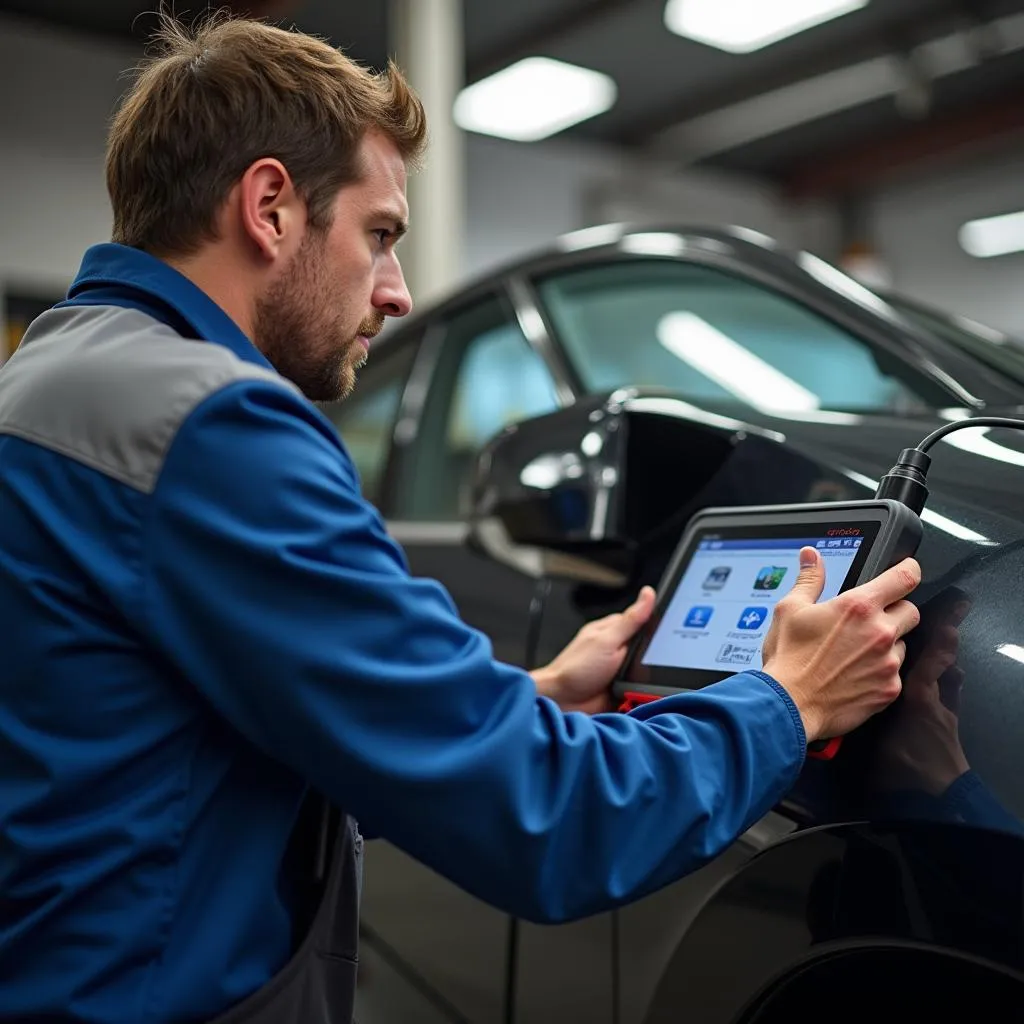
[393,296,560,521]
[536,260,934,415]
[325,339,416,508]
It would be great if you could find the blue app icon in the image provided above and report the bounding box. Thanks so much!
[685,606,714,629]
[737,607,769,631]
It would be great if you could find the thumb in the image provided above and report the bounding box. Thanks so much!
[612,586,656,642]
[787,547,825,605]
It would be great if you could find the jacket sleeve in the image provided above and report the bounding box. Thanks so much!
[140,379,807,924]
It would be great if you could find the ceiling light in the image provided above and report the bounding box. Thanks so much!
[959,210,1024,259]
[453,57,617,142]
[657,312,820,414]
[664,0,870,54]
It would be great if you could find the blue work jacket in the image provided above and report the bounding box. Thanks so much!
[0,244,806,1023]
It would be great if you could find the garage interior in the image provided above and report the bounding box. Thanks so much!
[2,2,1024,1023]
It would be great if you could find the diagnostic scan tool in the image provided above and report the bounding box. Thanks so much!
[614,500,922,759]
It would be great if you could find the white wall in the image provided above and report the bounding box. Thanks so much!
[870,147,1024,337]
[0,16,136,301]
[463,132,840,282]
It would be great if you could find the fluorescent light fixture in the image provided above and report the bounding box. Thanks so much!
[453,57,616,142]
[657,312,820,414]
[664,0,869,53]
[959,210,1024,259]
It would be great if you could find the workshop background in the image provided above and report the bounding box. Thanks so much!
[3,2,1024,1023]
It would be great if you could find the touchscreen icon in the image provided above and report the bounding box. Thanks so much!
[753,566,788,591]
[684,606,714,629]
[703,566,731,591]
[737,607,769,631]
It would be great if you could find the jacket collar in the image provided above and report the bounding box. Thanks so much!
[60,242,275,372]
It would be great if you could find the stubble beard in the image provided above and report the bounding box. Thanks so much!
[255,235,381,404]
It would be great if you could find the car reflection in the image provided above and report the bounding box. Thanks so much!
[871,589,1023,836]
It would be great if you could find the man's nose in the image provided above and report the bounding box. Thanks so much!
[373,255,413,319]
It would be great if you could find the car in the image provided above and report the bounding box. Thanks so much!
[334,224,1024,1024]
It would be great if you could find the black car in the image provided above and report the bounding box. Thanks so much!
[334,225,1024,1024]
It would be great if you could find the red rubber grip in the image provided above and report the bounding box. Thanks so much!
[617,691,663,714]
[807,736,843,760]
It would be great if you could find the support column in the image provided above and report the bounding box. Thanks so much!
[389,0,466,308]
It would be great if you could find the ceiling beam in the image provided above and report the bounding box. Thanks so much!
[781,86,1024,199]
[466,0,636,82]
[617,0,980,147]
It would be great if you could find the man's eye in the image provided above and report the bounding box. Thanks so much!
[373,229,390,246]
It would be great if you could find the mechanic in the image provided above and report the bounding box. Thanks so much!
[0,14,921,1024]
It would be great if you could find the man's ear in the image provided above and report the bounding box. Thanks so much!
[237,158,304,261]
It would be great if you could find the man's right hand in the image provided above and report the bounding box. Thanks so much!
[762,547,921,744]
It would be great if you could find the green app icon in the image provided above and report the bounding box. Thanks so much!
[753,566,788,591]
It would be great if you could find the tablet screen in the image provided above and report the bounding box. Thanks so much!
[623,520,879,687]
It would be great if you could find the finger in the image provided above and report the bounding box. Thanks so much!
[859,558,922,608]
[785,547,825,605]
[885,598,921,639]
[611,586,656,642]
[894,639,907,667]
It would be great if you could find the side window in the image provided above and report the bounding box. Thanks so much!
[393,296,560,521]
[537,260,936,415]
[325,339,416,508]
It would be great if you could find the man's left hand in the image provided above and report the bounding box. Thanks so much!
[531,587,656,714]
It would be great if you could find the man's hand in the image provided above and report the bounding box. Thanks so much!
[532,587,656,714]
[762,547,921,743]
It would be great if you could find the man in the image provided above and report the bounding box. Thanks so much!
[0,13,920,1024]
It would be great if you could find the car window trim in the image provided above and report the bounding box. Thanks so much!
[528,247,983,411]
[383,288,572,525]
[504,274,583,405]
[373,321,446,515]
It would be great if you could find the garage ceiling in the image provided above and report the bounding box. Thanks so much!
[3,0,1023,195]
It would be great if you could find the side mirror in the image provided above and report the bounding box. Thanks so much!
[465,388,743,586]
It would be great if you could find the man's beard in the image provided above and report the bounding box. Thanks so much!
[254,236,383,403]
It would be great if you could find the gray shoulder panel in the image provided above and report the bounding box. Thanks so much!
[0,305,298,494]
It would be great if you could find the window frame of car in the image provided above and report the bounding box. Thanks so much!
[520,231,1019,410]
[322,326,424,513]
[378,284,579,528]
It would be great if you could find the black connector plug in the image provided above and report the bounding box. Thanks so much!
[874,447,931,515]
[874,417,1024,514]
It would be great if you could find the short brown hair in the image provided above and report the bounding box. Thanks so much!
[106,10,427,256]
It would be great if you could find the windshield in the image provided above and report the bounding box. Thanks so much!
[536,260,943,417]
